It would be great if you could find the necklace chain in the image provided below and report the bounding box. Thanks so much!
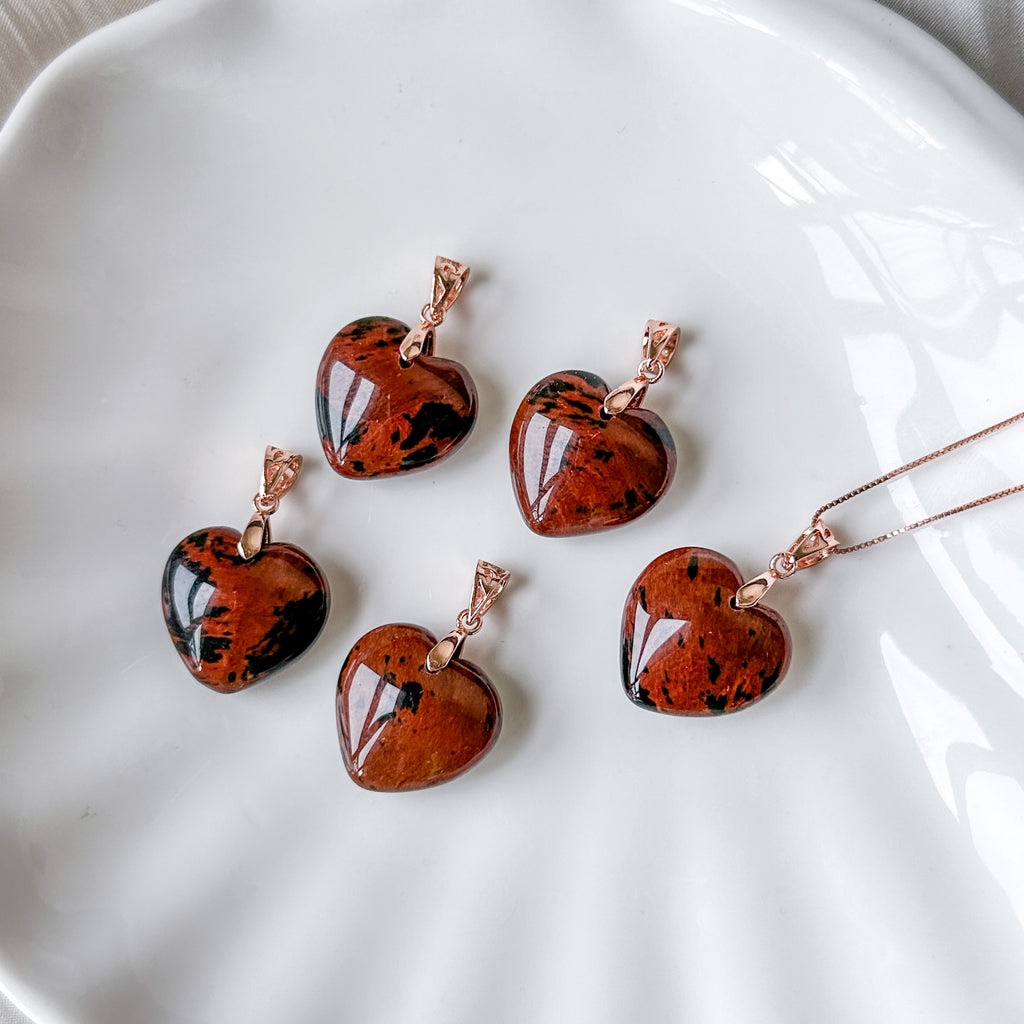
[732,408,1024,609]
[814,409,1024,554]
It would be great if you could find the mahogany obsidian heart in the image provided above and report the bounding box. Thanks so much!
[509,370,675,537]
[161,527,330,693]
[336,623,501,792]
[315,316,477,477]
[621,547,791,715]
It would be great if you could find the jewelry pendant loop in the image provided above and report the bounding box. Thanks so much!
[733,520,839,609]
[603,319,681,417]
[399,256,471,364]
[426,560,510,672]
[238,446,304,560]
[399,322,435,364]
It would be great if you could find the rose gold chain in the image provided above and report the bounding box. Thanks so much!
[816,409,1024,555]
[733,409,1024,608]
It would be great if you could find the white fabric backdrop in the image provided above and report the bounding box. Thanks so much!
[0,0,153,124]
[879,0,1024,112]
[0,1,1020,1022]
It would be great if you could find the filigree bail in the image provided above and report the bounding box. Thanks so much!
[238,446,303,560]
[426,560,511,672]
[603,319,681,416]
[399,256,471,364]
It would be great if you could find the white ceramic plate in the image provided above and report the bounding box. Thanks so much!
[2,1,1024,1021]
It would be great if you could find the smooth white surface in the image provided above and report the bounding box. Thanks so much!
[1,1,1024,1021]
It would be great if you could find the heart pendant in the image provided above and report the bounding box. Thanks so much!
[621,547,791,715]
[315,258,476,477]
[336,560,509,792]
[508,321,680,537]
[337,623,501,792]
[509,369,675,536]
[162,527,330,693]
[161,447,330,693]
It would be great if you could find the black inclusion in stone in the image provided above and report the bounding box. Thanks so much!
[399,681,423,713]
[760,663,783,696]
[634,685,656,707]
[244,589,329,681]
[199,634,231,663]
[532,377,578,402]
[704,692,729,713]
[400,401,472,450]
[400,445,440,470]
[564,398,592,415]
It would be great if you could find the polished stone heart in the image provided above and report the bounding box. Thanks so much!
[336,623,501,792]
[316,316,477,477]
[161,527,330,693]
[509,370,675,537]
[621,547,791,715]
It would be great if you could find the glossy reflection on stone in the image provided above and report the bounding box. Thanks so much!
[316,316,477,477]
[621,547,791,715]
[509,370,675,537]
[337,623,501,792]
[162,527,330,693]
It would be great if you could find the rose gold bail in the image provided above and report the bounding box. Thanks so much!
[425,560,511,673]
[732,521,840,609]
[603,319,681,416]
[398,256,472,364]
[238,446,304,560]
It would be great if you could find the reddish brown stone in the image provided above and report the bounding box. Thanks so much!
[621,547,791,715]
[161,527,330,693]
[509,370,675,537]
[316,316,477,477]
[336,623,501,792]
